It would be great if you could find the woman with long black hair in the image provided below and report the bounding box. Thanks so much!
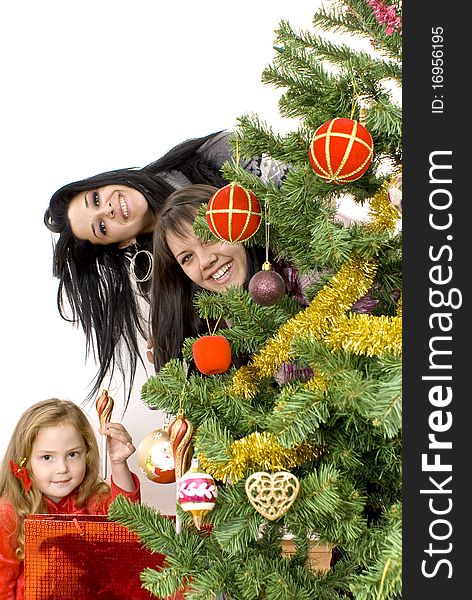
[44,131,286,406]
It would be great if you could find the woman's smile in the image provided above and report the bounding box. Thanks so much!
[119,194,129,219]
[68,184,155,245]
[166,222,248,292]
[208,261,233,283]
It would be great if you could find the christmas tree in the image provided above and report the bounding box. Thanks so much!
[109,1,403,598]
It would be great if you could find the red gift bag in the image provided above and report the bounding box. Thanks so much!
[24,514,185,600]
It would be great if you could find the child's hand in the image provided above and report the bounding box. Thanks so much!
[101,422,136,465]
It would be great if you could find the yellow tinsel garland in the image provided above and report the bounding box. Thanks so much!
[367,179,401,233]
[196,431,319,482]
[326,313,402,356]
[217,176,403,467]
[232,178,402,398]
[233,256,378,397]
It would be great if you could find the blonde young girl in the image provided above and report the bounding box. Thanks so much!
[0,398,140,599]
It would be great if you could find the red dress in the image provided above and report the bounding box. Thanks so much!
[0,474,140,600]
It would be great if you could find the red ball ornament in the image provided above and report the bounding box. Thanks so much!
[137,429,176,484]
[206,182,262,242]
[308,117,373,184]
[176,464,218,529]
[192,335,231,375]
[248,262,286,306]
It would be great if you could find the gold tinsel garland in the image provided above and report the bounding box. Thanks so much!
[233,256,378,397]
[232,178,402,398]
[326,313,402,356]
[300,373,328,394]
[396,292,402,317]
[367,179,401,233]
[210,176,402,469]
[196,431,319,482]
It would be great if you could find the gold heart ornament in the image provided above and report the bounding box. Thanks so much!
[245,471,300,520]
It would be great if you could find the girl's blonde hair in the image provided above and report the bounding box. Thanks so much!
[0,398,109,559]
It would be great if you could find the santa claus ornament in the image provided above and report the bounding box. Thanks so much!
[308,117,373,184]
[137,428,176,484]
[205,182,262,242]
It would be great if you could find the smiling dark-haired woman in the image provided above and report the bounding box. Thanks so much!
[44,131,287,407]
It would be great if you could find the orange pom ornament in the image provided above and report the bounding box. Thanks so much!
[308,117,373,184]
[192,335,232,375]
[137,429,176,484]
[206,182,262,242]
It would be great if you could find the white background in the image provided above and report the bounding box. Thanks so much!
[0,0,325,512]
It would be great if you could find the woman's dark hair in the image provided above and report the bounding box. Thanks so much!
[44,132,231,407]
[150,185,271,371]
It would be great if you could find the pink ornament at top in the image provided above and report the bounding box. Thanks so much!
[367,0,402,36]
[176,461,218,529]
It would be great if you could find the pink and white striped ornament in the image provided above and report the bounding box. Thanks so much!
[176,464,217,529]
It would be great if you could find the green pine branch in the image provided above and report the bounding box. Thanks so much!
[112,3,404,598]
[311,0,402,62]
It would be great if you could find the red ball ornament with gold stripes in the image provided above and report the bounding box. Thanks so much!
[308,117,373,184]
[205,182,262,243]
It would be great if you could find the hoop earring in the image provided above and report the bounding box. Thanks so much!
[129,248,154,283]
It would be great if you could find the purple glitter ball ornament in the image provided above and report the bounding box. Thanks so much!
[248,262,286,306]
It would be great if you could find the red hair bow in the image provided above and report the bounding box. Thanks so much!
[9,459,32,493]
